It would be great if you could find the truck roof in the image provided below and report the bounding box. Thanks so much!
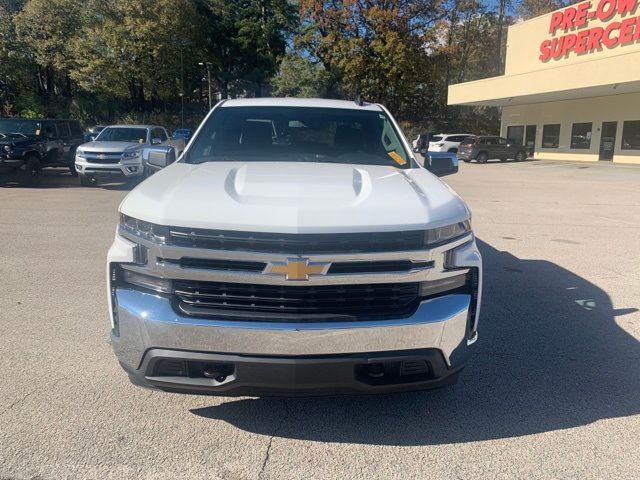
[106,124,157,129]
[220,98,383,111]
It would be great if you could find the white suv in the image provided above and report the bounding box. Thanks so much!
[107,98,482,396]
[428,134,473,153]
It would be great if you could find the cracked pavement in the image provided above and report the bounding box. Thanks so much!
[1,159,639,479]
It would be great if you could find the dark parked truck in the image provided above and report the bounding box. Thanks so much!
[0,118,85,185]
[458,135,528,163]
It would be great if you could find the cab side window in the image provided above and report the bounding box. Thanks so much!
[56,122,71,137]
[69,121,83,137]
[42,122,56,139]
[498,138,508,146]
[153,128,168,142]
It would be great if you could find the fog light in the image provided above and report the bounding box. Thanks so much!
[367,364,385,378]
[419,273,467,297]
[126,166,138,173]
[76,165,83,172]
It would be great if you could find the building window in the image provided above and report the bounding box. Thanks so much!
[541,124,560,148]
[570,123,592,149]
[507,126,524,146]
[621,121,640,150]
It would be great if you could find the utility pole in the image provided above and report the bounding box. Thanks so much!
[198,62,213,111]
[180,48,184,128]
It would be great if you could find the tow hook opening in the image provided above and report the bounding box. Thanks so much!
[153,359,235,383]
[356,359,432,386]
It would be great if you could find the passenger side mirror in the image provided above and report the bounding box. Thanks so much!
[144,145,176,170]
[424,154,458,177]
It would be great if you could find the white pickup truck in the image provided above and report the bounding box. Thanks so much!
[75,124,185,186]
[107,98,482,396]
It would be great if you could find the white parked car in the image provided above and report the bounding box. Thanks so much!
[75,125,185,186]
[428,133,474,153]
[107,98,482,396]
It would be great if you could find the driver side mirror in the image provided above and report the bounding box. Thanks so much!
[151,137,162,145]
[144,145,176,170]
[424,154,458,177]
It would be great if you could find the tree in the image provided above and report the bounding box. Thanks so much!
[198,0,297,98]
[518,0,568,19]
[271,53,331,97]
[70,0,204,111]
[298,0,445,114]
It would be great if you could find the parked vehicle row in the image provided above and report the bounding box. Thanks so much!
[413,132,529,163]
[0,119,188,186]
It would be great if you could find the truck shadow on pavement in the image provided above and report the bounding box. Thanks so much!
[0,168,134,190]
[191,239,640,445]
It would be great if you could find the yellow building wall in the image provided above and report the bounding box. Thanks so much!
[448,0,640,107]
[505,0,640,75]
[501,92,640,164]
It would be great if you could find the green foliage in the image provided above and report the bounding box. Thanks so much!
[0,0,517,133]
[271,54,331,97]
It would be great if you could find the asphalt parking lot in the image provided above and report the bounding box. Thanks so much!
[1,159,639,479]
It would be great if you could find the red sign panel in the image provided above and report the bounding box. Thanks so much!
[539,0,640,61]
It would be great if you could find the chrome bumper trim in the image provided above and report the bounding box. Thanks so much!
[111,289,473,370]
[118,229,474,286]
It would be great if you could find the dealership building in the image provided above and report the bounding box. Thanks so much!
[449,0,640,164]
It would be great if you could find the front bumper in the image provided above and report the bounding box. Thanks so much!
[0,157,25,169]
[75,156,144,178]
[111,287,476,395]
[108,231,482,396]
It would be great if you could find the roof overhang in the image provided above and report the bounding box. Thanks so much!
[448,51,640,107]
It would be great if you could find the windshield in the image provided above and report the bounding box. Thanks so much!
[0,119,42,136]
[460,137,476,145]
[187,106,412,168]
[96,127,147,143]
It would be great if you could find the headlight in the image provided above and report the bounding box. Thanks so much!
[3,145,11,153]
[76,150,86,158]
[119,214,168,242]
[122,150,141,160]
[424,219,471,247]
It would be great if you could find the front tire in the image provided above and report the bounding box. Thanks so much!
[78,173,94,187]
[477,152,488,163]
[21,156,43,186]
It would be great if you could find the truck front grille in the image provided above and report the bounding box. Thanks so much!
[84,152,122,164]
[173,280,420,321]
[166,228,425,254]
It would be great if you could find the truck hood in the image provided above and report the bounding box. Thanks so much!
[120,162,470,234]
[0,136,36,147]
[79,141,143,153]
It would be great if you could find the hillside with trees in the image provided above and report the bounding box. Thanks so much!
[0,0,567,134]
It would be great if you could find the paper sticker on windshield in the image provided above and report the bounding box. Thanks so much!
[388,151,407,166]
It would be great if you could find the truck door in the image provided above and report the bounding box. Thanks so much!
[42,121,62,162]
[56,121,72,160]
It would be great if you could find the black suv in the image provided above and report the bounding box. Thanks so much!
[457,136,528,163]
[0,118,85,185]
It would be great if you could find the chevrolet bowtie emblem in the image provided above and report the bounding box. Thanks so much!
[98,153,106,159]
[264,258,331,281]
